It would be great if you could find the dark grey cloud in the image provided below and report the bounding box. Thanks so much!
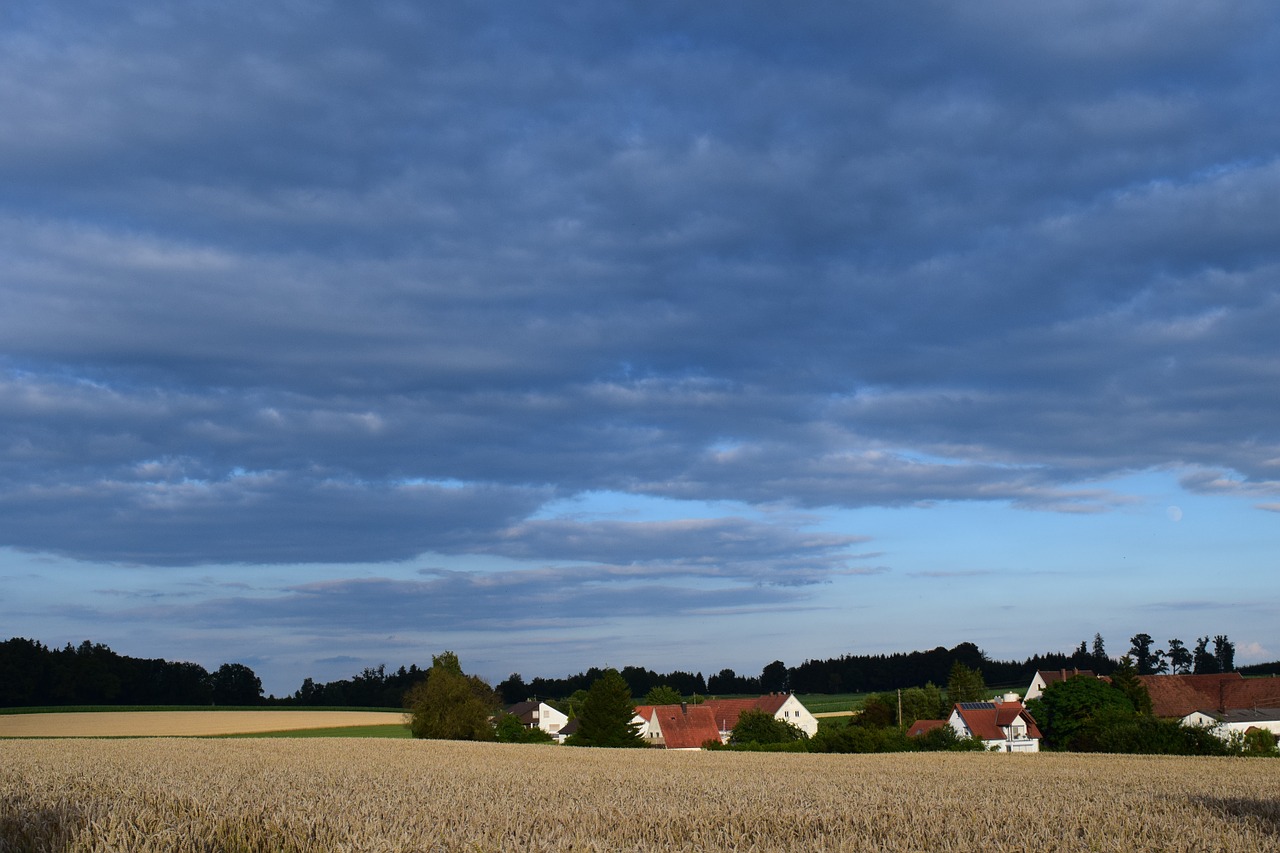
[2,1,1280,574]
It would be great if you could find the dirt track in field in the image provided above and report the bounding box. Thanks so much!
[0,710,408,738]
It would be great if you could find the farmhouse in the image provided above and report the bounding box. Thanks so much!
[1181,707,1280,744]
[505,700,568,736]
[1024,668,1098,701]
[701,693,819,740]
[641,703,723,750]
[1138,673,1280,719]
[947,694,1041,752]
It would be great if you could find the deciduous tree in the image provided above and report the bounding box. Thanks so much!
[1128,634,1156,675]
[406,651,499,741]
[643,684,683,705]
[760,660,789,693]
[210,663,263,705]
[1166,639,1192,675]
[730,708,805,746]
[1214,635,1235,673]
[1026,674,1134,751]
[1193,636,1218,674]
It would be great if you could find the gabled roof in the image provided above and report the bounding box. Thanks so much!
[650,704,721,749]
[1193,707,1280,725]
[1137,673,1254,717]
[701,694,794,733]
[907,719,946,737]
[952,701,1041,741]
[1037,668,1096,685]
[1220,677,1280,712]
[506,700,541,725]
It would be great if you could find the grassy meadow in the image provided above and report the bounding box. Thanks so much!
[4,738,1280,851]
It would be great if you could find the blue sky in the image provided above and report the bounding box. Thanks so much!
[2,2,1278,696]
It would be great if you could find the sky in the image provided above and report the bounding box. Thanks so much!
[2,2,1278,697]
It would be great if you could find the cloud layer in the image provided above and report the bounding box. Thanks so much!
[3,2,1279,684]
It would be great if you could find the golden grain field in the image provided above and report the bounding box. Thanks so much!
[0,710,407,738]
[2,739,1278,852]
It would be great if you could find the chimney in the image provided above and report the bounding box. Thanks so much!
[680,702,688,715]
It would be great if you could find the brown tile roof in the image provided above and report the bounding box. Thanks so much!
[701,698,758,733]
[506,700,540,726]
[701,694,791,733]
[1220,677,1280,711]
[907,719,947,737]
[1038,668,1096,685]
[650,704,721,749]
[1138,674,1248,717]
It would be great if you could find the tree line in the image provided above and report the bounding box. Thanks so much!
[1125,633,1234,675]
[0,638,263,707]
[2,629,1258,709]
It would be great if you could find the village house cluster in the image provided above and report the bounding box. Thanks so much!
[508,668,1280,752]
[506,693,819,750]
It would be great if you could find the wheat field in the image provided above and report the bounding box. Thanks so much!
[0,710,407,738]
[2,739,1278,851]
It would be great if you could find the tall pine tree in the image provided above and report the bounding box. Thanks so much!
[567,668,645,748]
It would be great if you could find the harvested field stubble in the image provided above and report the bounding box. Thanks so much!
[2,740,1279,852]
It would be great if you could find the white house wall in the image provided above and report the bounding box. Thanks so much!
[534,702,568,734]
[1182,712,1280,741]
[775,695,819,737]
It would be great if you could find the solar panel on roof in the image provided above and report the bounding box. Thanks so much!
[958,702,993,710]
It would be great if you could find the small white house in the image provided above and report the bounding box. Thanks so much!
[506,700,568,735]
[949,694,1041,752]
[1181,708,1280,743]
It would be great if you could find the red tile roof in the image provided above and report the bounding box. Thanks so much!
[1038,668,1096,685]
[1140,673,1280,717]
[1221,677,1280,711]
[952,701,1041,742]
[1139,674,1243,717]
[650,704,721,749]
[907,719,947,737]
[701,694,791,733]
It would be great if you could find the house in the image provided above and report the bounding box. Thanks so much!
[631,705,660,743]
[1025,668,1098,701]
[701,693,820,740]
[506,700,569,736]
[948,694,1041,752]
[1181,708,1280,743]
[554,717,578,744]
[1138,673,1280,719]
[906,719,947,738]
[643,703,722,750]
